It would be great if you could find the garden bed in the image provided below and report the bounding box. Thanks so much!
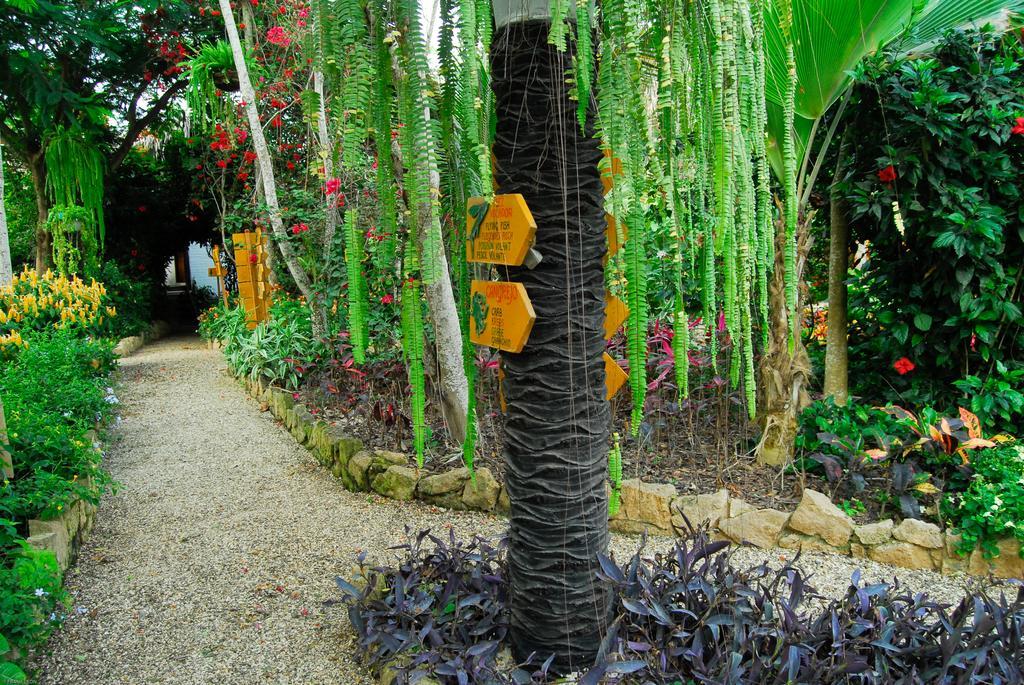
[242,373,1024,580]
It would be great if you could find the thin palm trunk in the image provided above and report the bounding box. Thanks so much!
[823,193,850,405]
[492,19,610,671]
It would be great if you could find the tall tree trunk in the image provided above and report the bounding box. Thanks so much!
[218,0,326,335]
[492,19,610,672]
[823,192,849,405]
[0,142,12,285]
[28,153,51,273]
[757,215,813,466]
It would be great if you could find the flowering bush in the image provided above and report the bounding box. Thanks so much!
[0,268,115,345]
[836,29,1024,409]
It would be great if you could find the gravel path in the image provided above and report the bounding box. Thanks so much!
[33,336,985,684]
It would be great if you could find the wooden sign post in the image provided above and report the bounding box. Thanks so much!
[469,280,536,354]
[466,194,537,266]
[208,244,229,308]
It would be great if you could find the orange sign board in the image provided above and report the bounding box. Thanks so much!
[466,194,537,266]
[604,295,629,340]
[605,213,629,260]
[469,280,536,353]
[605,353,628,399]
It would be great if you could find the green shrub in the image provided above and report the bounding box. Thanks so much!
[0,330,116,663]
[86,261,156,338]
[954,362,1024,436]
[942,440,1024,558]
[837,29,1024,409]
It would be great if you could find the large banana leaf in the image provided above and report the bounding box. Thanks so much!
[765,0,1024,179]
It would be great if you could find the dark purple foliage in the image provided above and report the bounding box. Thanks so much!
[337,528,1024,684]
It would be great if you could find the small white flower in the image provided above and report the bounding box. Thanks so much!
[1005,521,1016,529]
[35,588,48,597]
[49,612,57,622]
[994,496,1004,507]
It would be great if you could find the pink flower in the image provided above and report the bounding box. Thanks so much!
[266,26,291,47]
[381,294,394,305]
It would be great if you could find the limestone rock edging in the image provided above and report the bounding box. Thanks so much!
[242,372,1024,581]
[113,320,171,357]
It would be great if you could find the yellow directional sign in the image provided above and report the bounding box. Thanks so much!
[469,280,536,353]
[604,295,629,340]
[466,194,537,266]
[605,353,628,399]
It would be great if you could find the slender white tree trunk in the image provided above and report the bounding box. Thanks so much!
[0,142,13,286]
[313,71,339,253]
[218,0,326,334]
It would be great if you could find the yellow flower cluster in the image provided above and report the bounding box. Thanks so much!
[0,268,116,341]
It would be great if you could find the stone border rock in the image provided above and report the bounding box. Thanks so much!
[240,374,1023,581]
[113,320,171,357]
[24,434,102,572]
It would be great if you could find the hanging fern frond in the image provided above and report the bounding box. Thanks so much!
[45,128,105,272]
[608,432,623,517]
[401,277,427,466]
[344,207,368,363]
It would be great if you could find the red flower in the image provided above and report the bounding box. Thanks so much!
[286,162,295,170]
[216,160,228,169]
[195,163,203,170]
[381,294,394,304]
[325,178,341,195]
[249,254,258,264]
[893,357,916,376]
[270,115,283,128]
[878,165,897,183]
[1012,117,1024,135]
[243,151,257,163]
[137,205,147,213]
[266,26,291,47]
[130,249,139,257]
[237,172,249,181]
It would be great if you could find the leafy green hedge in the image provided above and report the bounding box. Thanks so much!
[0,331,118,671]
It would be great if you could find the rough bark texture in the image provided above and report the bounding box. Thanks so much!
[823,192,850,405]
[492,20,610,672]
[0,142,12,285]
[218,0,326,335]
[757,215,813,466]
[29,153,51,273]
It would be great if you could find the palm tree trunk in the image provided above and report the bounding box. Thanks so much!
[492,18,610,672]
[757,214,813,466]
[823,192,849,405]
[218,0,327,336]
[0,142,13,286]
